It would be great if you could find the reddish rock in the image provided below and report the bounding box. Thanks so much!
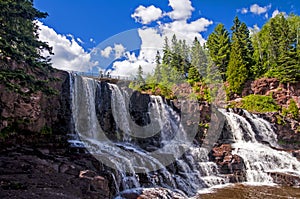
[210,144,247,183]
[242,77,300,109]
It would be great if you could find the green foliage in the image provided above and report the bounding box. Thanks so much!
[251,14,300,82]
[240,94,279,113]
[206,23,231,81]
[0,69,58,95]
[187,65,200,85]
[287,99,299,119]
[191,37,208,79]
[226,17,253,98]
[0,0,52,67]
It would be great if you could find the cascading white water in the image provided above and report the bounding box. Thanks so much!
[70,74,300,197]
[71,75,225,196]
[220,109,300,183]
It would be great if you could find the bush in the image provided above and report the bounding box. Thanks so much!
[288,99,299,119]
[240,94,279,113]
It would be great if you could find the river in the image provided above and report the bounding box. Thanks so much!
[197,184,300,199]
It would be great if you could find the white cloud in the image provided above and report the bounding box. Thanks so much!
[111,0,213,77]
[272,9,287,18]
[113,44,126,59]
[101,46,113,58]
[37,21,96,72]
[111,29,162,77]
[131,5,163,24]
[249,24,260,35]
[250,4,271,15]
[160,18,212,45]
[77,38,84,44]
[112,59,153,77]
[167,0,194,20]
[100,44,126,59]
[239,8,248,14]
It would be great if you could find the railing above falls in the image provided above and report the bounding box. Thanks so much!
[68,70,133,84]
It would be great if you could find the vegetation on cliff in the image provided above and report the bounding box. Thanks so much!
[130,14,299,119]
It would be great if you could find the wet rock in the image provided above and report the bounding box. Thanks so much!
[268,172,300,187]
[210,144,247,183]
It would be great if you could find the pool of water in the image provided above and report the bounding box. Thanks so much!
[196,184,300,199]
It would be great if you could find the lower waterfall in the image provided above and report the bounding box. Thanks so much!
[70,75,300,198]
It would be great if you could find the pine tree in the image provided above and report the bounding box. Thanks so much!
[0,0,52,67]
[154,50,162,83]
[226,17,250,97]
[136,65,145,86]
[188,65,200,85]
[191,37,208,79]
[170,34,184,75]
[226,34,248,97]
[206,23,231,81]
[162,37,171,65]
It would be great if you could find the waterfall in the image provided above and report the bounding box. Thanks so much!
[220,109,300,183]
[70,74,300,197]
[70,75,226,196]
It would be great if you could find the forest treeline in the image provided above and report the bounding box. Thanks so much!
[132,14,300,100]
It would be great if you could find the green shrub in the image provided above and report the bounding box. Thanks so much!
[288,99,299,119]
[240,94,279,113]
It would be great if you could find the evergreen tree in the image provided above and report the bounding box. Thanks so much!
[252,14,300,82]
[136,65,145,86]
[0,0,52,66]
[206,23,231,81]
[162,37,171,65]
[226,17,250,97]
[180,39,191,77]
[170,34,184,75]
[226,35,248,97]
[154,50,162,83]
[191,37,208,79]
[187,65,200,85]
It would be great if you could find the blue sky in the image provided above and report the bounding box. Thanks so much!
[34,0,300,74]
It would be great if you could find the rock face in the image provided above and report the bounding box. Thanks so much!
[0,60,72,137]
[210,144,247,183]
[268,172,300,187]
[242,77,300,109]
[0,146,112,199]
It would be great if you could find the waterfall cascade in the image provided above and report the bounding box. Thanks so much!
[70,75,300,197]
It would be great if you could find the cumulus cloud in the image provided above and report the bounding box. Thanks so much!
[101,46,113,58]
[110,0,213,76]
[250,4,271,15]
[37,21,96,72]
[167,0,194,20]
[131,5,163,24]
[114,44,126,59]
[100,44,126,59]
